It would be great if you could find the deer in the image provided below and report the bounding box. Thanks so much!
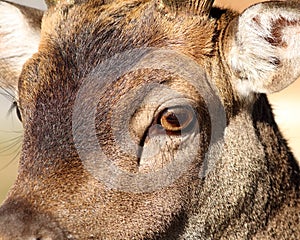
[0,0,299,239]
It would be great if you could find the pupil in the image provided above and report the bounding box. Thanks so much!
[166,113,180,127]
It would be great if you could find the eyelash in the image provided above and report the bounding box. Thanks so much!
[8,101,22,122]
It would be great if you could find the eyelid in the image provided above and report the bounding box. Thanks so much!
[153,98,196,118]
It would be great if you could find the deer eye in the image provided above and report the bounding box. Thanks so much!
[10,101,22,122]
[158,106,195,133]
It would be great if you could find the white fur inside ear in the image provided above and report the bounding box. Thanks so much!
[228,3,300,96]
[0,2,40,82]
[281,24,300,59]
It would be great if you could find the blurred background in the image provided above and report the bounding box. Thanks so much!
[0,93,22,203]
[0,0,299,203]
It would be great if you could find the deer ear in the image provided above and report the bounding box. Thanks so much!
[0,2,42,88]
[225,1,300,96]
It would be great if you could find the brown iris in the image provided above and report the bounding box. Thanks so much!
[159,106,195,133]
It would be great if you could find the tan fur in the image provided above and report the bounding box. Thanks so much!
[0,0,299,239]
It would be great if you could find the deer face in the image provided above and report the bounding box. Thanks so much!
[0,0,299,239]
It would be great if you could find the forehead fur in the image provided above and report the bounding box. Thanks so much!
[18,0,240,139]
[38,0,216,77]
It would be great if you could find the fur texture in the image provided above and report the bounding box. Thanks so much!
[0,0,299,239]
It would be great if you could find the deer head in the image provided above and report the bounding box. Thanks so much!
[0,0,299,239]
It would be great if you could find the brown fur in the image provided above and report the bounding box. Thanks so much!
[0,0,299,239]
